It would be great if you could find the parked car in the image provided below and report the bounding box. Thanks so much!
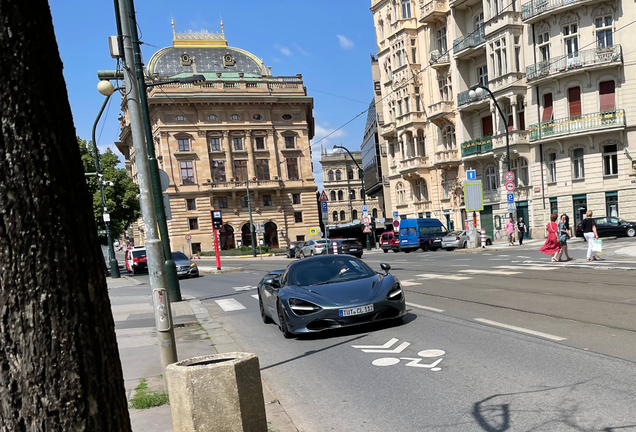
[257,255,406,338]
[287,241,303,259]
[294,242,306,259]
[327,238,364,258]
[380,231,400,253]
[398,218,448,252]
[441,230,493,250]
[172,251,199,278]
[575,217,636,238]
[298,239,328,258]
[125,246,147,274]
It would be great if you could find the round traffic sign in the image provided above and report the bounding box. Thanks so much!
[362,215,371,225]
[185,234,192,241]
[505,171,515,182]
[505,181,515,192]
[392,220,400,228]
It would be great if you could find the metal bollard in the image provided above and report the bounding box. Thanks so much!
[481,229,486,249]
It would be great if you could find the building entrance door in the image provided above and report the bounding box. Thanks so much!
[516,201,529,239]
[481,205,494,238]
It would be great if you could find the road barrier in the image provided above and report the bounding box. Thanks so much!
[481,229,486,249]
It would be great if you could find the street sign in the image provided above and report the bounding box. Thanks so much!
[163,193,172,220]
[506,193,514,204]
[362,215,371,225]
[392,220,400,228]
[322,212,328,222]
[464,180,484,212]
[185,235,192,241]
[321,201,328,212]
[256,222,265,233]
[318,231,324,238]
[310,228,317,235]
[466,170,476,180]
[363,226,371,233]
[211,210,223,230]
[504,171,515,182]
[505,181,516,192]
[103,213,110,222]
[507,203,516,212]
[159,169,170,192]
[362,205,368,213]
[393,211,399,219]
[319,190,329,202]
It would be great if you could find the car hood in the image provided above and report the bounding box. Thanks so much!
[174,259,194,267]
[284,274,393,306]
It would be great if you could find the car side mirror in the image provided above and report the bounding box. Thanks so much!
[380,263,391,274]
[264,277,280,288]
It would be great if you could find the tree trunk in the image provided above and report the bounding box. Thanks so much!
[0,1,132,431]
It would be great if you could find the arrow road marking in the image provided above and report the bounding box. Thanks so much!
[361,341,411,353]
[400,358,443,369]
[352,338,399,350]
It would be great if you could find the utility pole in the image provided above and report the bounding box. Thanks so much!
[246,179,257,257]
[125,0,181,302]
[116,0,177,374]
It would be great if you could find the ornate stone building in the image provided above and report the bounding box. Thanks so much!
[117,24,318,254]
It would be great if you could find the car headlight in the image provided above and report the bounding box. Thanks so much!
[386,283,403,301]
[288,298,322,315]
[190,263,196,267]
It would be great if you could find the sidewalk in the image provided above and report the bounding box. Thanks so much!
[108,276,298,432]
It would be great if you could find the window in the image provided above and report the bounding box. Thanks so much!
[542,93,553,122]
[485,166,499,190]
[352,210,358,220]
[175,115,186,121]
[414,178,428,201]
[333,211,338,222]
[397,100,403,116]
[568,87,581,117]
[393,0,398,20]
[180,161,195,185]
[603,144,618,176]
[514,36,521,72]
[330,191,336,201]
[177,139,190,152]
[442,125,456,149]
[347,167,354,180]
[297,235,306,241]
[372,208,378,218]
[490,38,506,77]
[294,212,303,223]
[233,137,243,151]
[396,182,405,205]
[234,160,248,181]
[510,158,529,186]
[606,192,619,217]
[416,95,421,111]
[284,136,295,149]
[186,199,196,211]
[230,114,240,121]
[253,114,263,120]
[438,77,451,101]
[442,181,450,199]
[209,137,221,152]
[538,32,550,61]
[437,27,447,53]
[379,20,385,40]
[256,159,270,180]
[478,65,488,87]
[286,158,299,179]
[211,160,226,182]
[401,0,411,18]
[191,243,201,255]
[547,152,557,183]
[350,189,356,200]
[595,16,613,48]
[338,190,344,201]
[292,193,301,204]
[218,197,228,208]
[262,194,272,206]
[549,197,558,215]
[340,210,346,221]
[282,114,293,120]
[564,23,578,57]
[599,81,615,112]
[240,195,249,208]
[328,170,334,181]
[405,97,410,113]
[188,218,199,230]
[572,148,585,179]
[411,41,417,64]
[208,114,218,120]
[475,12,484,30]
[255,137,265,150]
[335,170,342,181]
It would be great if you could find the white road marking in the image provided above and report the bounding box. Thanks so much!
[233,285,256,291]
[460,269,521,275]
[454,259,472,261]
[352,338,399,350]
[406,302,445,313]
[400,358,443,369]
[517,256,531,258]
[372,358,400,366]
[251,294,259,300]
[415,273,473,280]
[401,280,422,286]
[474,318,567,341]
[418,349,446,357]
[494,265,556,271]
[488,258,510,261]
[353,339,411,353]
[215,298,246,312]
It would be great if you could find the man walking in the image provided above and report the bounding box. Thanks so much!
[517,217,526,246]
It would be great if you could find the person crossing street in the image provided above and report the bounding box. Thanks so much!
[517,217,526,246]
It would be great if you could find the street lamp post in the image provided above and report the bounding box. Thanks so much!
[245,177,257,257]
[333,145,371,251]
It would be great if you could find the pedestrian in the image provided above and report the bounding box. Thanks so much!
[539,213,561,262]
[517,217,526,246]
[556,214,573,261]
[506,216,515,246]
[581,210,599,262]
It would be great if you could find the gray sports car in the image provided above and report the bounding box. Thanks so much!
[257,255,406,338]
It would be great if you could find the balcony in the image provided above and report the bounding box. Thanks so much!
[208,179,284,191]
[461,136,492,157]
[147,75,306,98]
[414,201,432,211]
[429,51,450,69]
[521,0,604,22]
[381,122,397,139]
[492,130,530,149]
[529,110,626,141]
[453,27,485,57]
[427,101,455,126]
[488,72,526,94]
[396,111,426,128]
[419,0,449,24]
[389,17,419,33]
[457,88,489,108]
[399,156,430,177]
[485,11,522,36]
[526,45,622,84]
[434,149,460,166]
[483,189,500,204]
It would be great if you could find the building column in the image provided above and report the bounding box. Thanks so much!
[270,129,282,179]
[223,130,234,180]
[510,96,518,131]
[246,130,256,180]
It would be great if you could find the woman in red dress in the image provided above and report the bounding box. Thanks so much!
[539,213,561,262]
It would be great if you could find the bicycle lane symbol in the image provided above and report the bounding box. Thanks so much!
[351,339,445,372]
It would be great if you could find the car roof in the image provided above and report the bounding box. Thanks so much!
[132,246,145,249]
[267,269,285,275]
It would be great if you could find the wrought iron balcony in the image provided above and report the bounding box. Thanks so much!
[526,45,622,82]
[461,136,493,156]
[457,87,489,107]
[429,51,450,65]
[529,110,626,141]
[453,27,485,55]
[521,0,587,21]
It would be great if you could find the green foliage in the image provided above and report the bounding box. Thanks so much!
[129,378,169,410]
[78,137,140,244]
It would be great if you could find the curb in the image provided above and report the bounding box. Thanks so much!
[452,248,504,253]
[198,267,244,275]
[198,254,275,260]
[560,264,636,271]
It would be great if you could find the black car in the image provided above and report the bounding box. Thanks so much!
[575,217,636,238]
[171,251,200,278]
[327,238,363,258]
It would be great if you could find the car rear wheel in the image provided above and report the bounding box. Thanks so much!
[627,227,636,237]
[421,243,430,252]
[277,303,294,339]
[383,249,388,253]
[310,250,315,256]
[259,293,273,324]
[462,242,467,249]
[486,239,492,246]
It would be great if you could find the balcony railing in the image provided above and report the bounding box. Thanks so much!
[521,0,585,20]
[453,27,485,54]
[430,51,450,65]
[461,136,493,156]
[399,156,430,172]
[529,110,626,141]
[457,87,489,107]
[526,45,622,82]
[419,0,449,23]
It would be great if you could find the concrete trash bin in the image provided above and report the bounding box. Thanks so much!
[166,352,267,432]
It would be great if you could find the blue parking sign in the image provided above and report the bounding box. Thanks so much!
[507,193,514,204]
[321,201,328,212]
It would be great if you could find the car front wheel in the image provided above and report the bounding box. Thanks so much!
[277,303,294,339]
[299,251,305,259]
[627,227,636,237]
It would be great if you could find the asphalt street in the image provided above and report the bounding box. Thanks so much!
[123,238,636,431]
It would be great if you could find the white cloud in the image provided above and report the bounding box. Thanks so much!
[310,123,347,190]
[293,43,309,56]
[272,57,282,63]
[336,35,355,50]
[274,44,293,56]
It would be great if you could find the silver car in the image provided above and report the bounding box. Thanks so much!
[441,230,492,250]
[298,239,328,258]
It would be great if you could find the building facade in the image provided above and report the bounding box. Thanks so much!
[321,150,382,224]
[370,0,636,240]
[117,24,318,254]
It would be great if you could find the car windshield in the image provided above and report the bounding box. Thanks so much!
[289,256,375,286]
[448,231,463,236]
[172,252,189,261]
[132,250,146,258]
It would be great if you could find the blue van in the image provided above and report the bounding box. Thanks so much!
[398,218,448,252]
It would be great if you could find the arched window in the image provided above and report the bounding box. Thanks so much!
[332,211,338,222]
[340,210,346,221]
[396,182,405,206]
[372,208,378,218]
[330,191,336,201]
[327,170,334,181]
[352,210,358,220]
[335,170,342,181]
[485,166,499,190]
[442,125,456,149]
[350,189,356,200]
[347,166,354,180]
[338,190,344,201]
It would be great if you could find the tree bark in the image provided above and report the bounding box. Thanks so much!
[0,1,132,431]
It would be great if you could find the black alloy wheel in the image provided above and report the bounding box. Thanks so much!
[277,302,294,339]
[259,292,273,324]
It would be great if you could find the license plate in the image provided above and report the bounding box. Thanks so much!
[339,304,374,317]
[402,240,408,243]
[349,248,357,251]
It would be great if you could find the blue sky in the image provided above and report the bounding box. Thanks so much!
[49,0,378,188]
